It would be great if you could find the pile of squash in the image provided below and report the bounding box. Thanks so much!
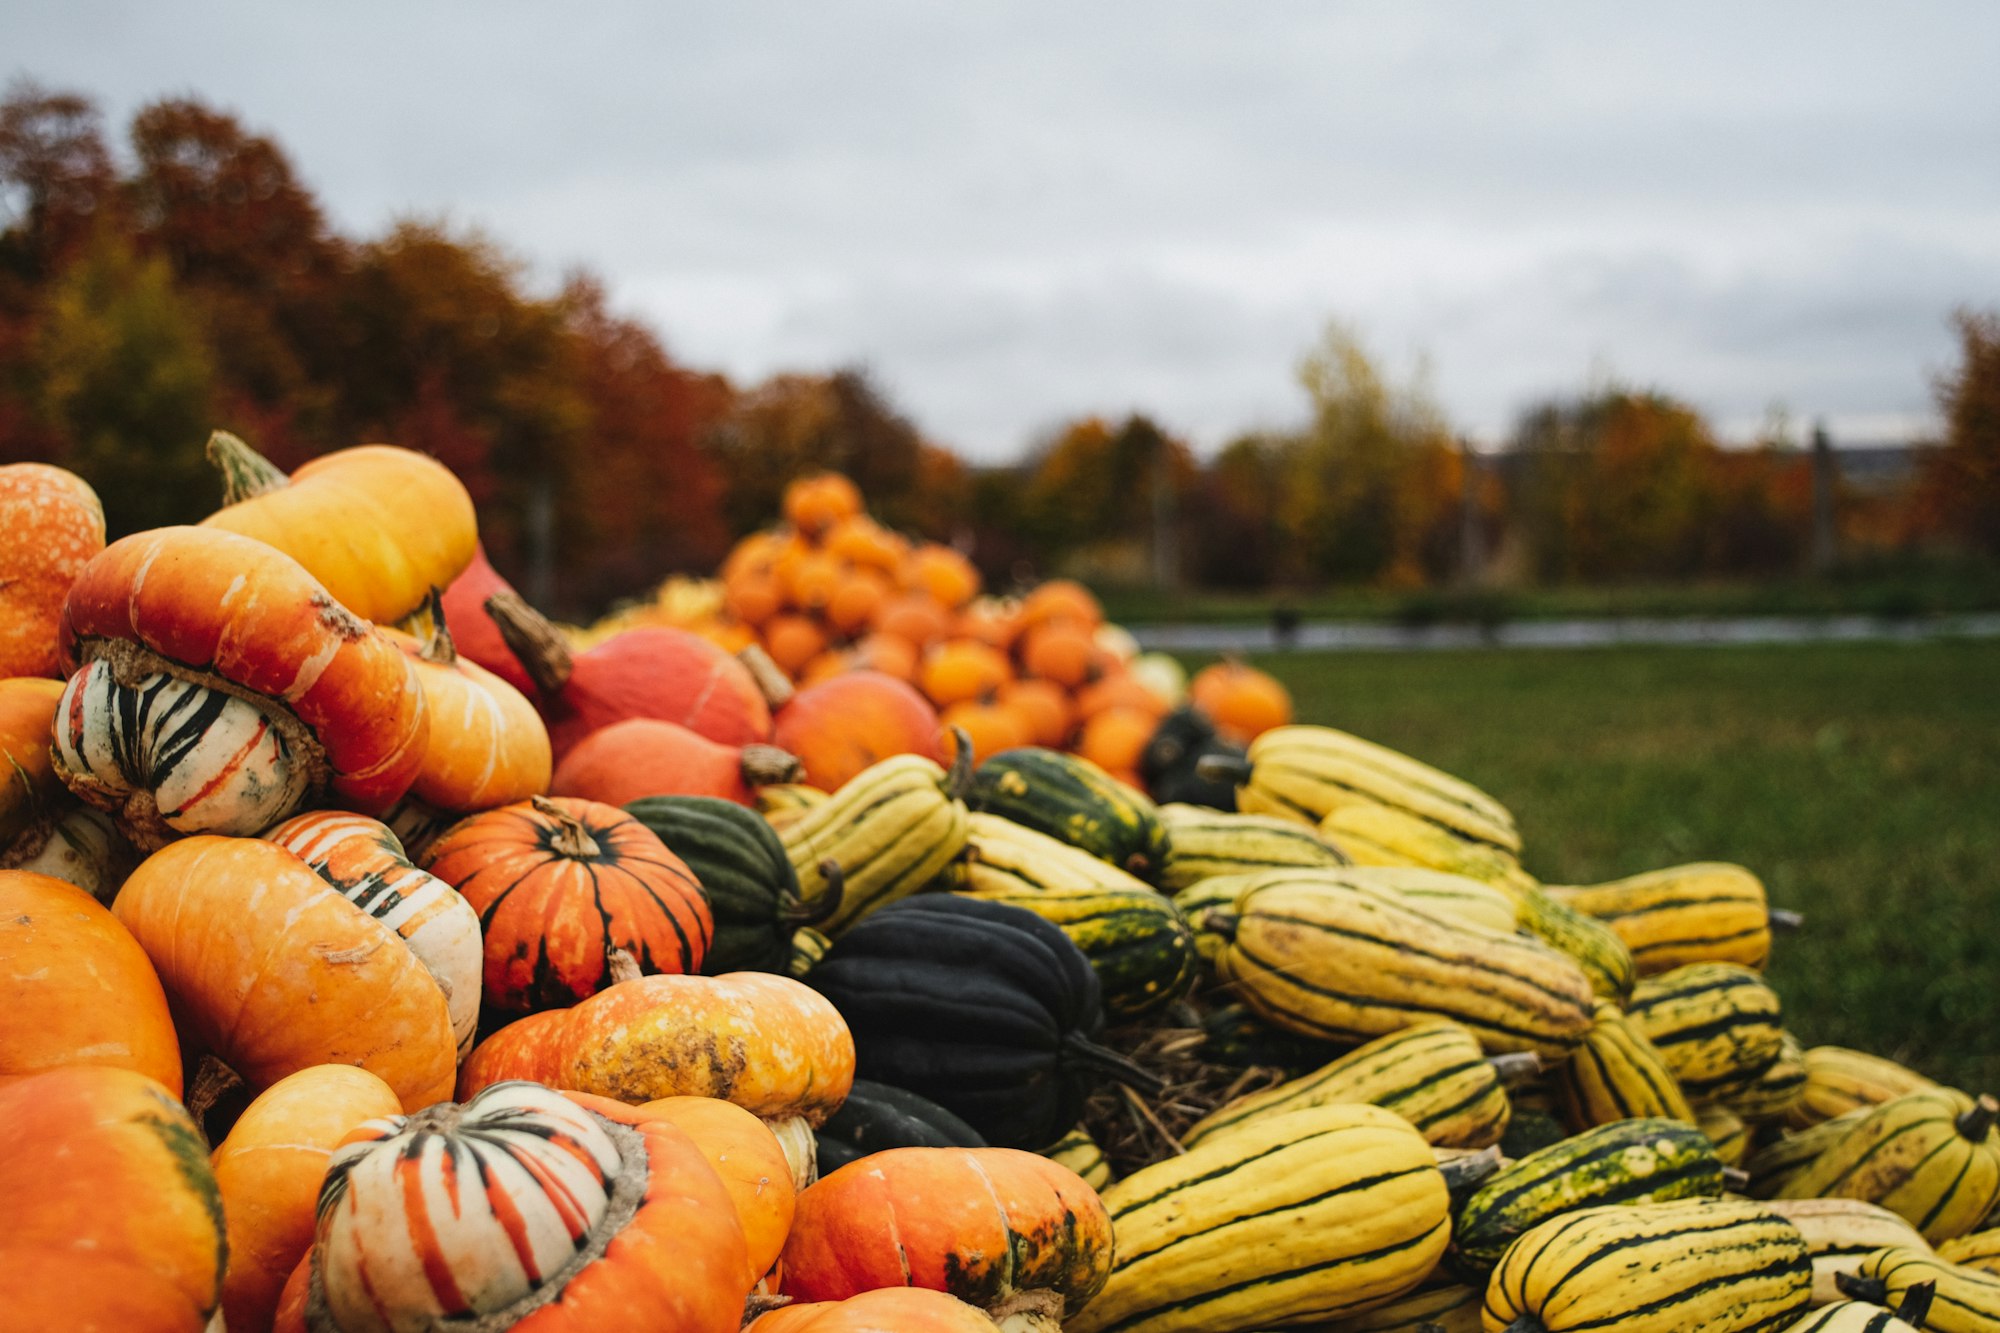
[4,438,1998,1333]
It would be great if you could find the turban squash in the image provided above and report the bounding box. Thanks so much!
[55,526,429,845]
[0,677,131,898]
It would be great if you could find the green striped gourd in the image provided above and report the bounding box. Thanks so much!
[1715,1030,1811,1123]
[1206,871,1595,1060]
[1067,1104,1454,1333]
[778,743,971,934]
[943,812,1198,1020]
[1789,1048,1938,1131]
[1044,1125,1114,1191]
[1482,1198,1813,1333]
[1701,1103,1753,1166]
[1547,863,1778,974]
[1763,1199,1935,1305]
[1512,882,1639,1002]
[1454,1117,1727,1273]
[1940,1230,2000,1275]
[969,747,1171,883]
[1324,1278,1483,1333]
[1625,962,1786,1104]
[1747,1109,1875,1200]
[787,925,831,978]
[1555,1001,1697,1129]
[1183,1021,1534,1151]
[1156,803,1348,894]
[1780,1090,2000,1243]
[1839,1246,2000,1333]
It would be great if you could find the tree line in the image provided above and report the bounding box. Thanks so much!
[3,82,1993,618]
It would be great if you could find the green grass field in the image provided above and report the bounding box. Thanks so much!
[1186,640,2000,1091]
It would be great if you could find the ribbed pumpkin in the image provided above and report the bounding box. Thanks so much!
[211,1065,403,1333]
[636,1095,797,1285]
[424,796,712,1015]
[486,590,772,759]
[383,598,551,815]
[280,1081,753,1333]
[0,1066,228,1333]
[115,836,456,1111]
[55,526,429,844]
[551,716,802,807]
[779,1147,1112,1330]
[0,869,181,1092]
[198,430,476,626]
[749,1289,1002,1332]
[438,543,541,700]
[263,810,484,1058]
[750,652,946,792]
[622,795,837,975]
[805,894,1158,1149]
[0,462,105,678]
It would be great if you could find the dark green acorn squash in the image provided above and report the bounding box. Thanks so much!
[969,747,1172,883]
[813,1078,987,1173]
[623,795,838,974]
[1199,1001,1349,1073]
[1139,707,1243,811]
[804,894,1162,1151]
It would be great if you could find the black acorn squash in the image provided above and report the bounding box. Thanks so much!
[813,1078,987,1173]
[1140,707,1243,810]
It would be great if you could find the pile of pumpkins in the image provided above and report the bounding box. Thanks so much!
[4,437,1998,1333]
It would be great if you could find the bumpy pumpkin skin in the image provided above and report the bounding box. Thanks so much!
[211,1064,403,1333]
[284,1082,751,1333]
[749,1288,1003,1332]
[199,434,477,627]
[57,526,430,836]
[114,836,457,1111]
[0,869,182,1093]
[0,462,105,679]
[636,1095,798,1284]
[458,971,855,1127]
[778,1147,1113,1316]
[0,1065,227,1333]
[424,796,713,1015]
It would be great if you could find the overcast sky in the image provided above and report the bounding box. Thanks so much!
[13,3,2000,458]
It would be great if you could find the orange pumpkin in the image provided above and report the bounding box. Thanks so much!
[0,870,181,1092]
[823,514,908,574]
[211,1064,403,1333]
[997,678,1074,750]
[551,717,802,807]
[438,543,542,702]
[114,836,456,1111]
[758,664,947,792]
[0,1066,228,1333]
[0,463,105,679]
[954,599,1022,652]
[1074,671,1170,722]
[199,431,476,625]
[749,1289,1003,1332]
[56,526,429,843]
[784,472,864,538]
[824,567,891,636]
[918,639,1012,709]
[1076,706,1157,778]
[0,676,69,854]
[458,970,854,1131]
[384,597,552,815]
[854,632,920,681]
[1190,659,1294,743]
[638,1095,797,1284]
[782,550,846,613]
[900,543,981,610]
[726,568,786,626]
[424,796,712,1015]
[280,1082,752,1333]
[763,612,830,678]
[940,699,1032,767]
[724,529,788,581]
[873,592,953,649]
[1019,579,1103,631]
[778,1147,1112,1327]
[1019,620,1100,689]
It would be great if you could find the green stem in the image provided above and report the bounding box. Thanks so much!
[1062,1031,1168,1097]
[1958,1094,1998,1142]
[206,430,291,504]
[786,861,846,928]
[1835,1273,1888,1305]
[1896,1280,1936,1330]
[1195,753,1254,786]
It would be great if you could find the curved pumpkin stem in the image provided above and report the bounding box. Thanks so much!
[1194,753,1253,786]
[737,644,796,711]
[1835,1273,1888,1305]
[1897,1281,1937,1331]
[1769,908,1805,932]
[1061,1031,1168,1097]
[486,590,575,696]
[1958,1093,1999,1142]
[1721,1167,1751,1192]
[1487,1051,1542,1085]
[606,945,644,985]
[943,725,975,800]
[411,587,458,665]
[185,1052,245,1140]
[739,744,804,788]
[788,860,846,928]
[532,795,602,859]
[206,430,291,504]
[1199,910,1240,943]
[1437,1144,1502,1191]
[743,1292,793,1323]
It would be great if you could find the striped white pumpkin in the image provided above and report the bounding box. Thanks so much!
[265,811,484,1056]
[316,1082,631,1331]
[53,659,310,840]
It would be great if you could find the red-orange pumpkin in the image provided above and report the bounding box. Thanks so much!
[752,655,946,792]
[277,1081,752,1333]
[749,1289,1002,1332]
[211,1064,403,1333]
[438,543,541,701]
[551,717,802,807]
[424,796,712,1014]
[0,869,181,1092]
[115,836,457,1111]
[56,526,429,843]
[0,1066,228,1333]
[486,590,772,759]
[0,462,105,679]
[778,1147,1113,1329]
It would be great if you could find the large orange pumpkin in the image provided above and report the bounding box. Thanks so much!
[56,526,429,844]
[1189,659,1294,743]
[0,870,181,1092]
[424,796,712,1015]
[279,1082,752,1333]
[638,1095,798,1284]
[749,1289,1002,1332]
[114,836,456,1111]
[199,430,477,626]
[778,1147,1112,1329]
[211,1064,403,1333]
[0,462,105,679]
[755,658,946,792]
[0,1066,228,1333]
[551,717,802,807]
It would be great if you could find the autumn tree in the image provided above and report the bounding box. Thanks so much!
[1922,309,2000,556]
[1017,414,1198,583]
[0,80,116,275]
